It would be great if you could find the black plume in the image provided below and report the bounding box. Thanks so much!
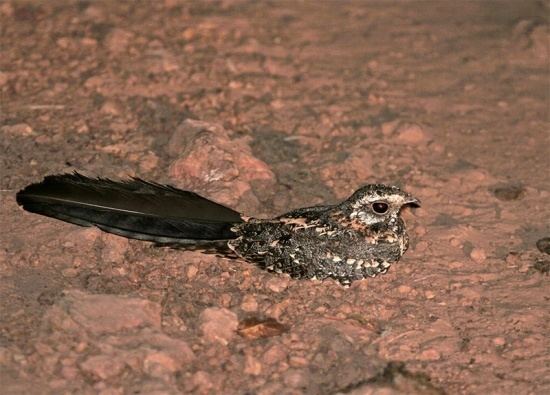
[16,173,243,244]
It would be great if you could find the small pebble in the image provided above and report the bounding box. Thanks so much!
[61,268,78,278]
[1,123,34,136]
[244,354,262,376]
[241,295,258,312]
[200,307,238,345]
[289,356,308,367]
[396,123,429,144]
[186,265,198,280]
[425,290,436,299]
[419,349,441,361]
[283,369,308,388]
[397,285,412,295]
[470,248,487,264]
[143,351,180,374]
[0,71,9,87]
[450,238,461,247]
[266,277,289,293]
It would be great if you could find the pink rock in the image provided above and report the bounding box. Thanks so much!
[61,365,79,380]
[143,351,180,375]
[143,332,195,364]
[266,277,290,293]
[199,307,238,345]
[241,294,258,312]
[139,152,159,173]
[105,28,133,53]
[100,100,122,116]
[167,119,275,211]
[262,345,287,365]
[67,227,102,244]
[381,119,401,136]
[425,290,436,299]
[397,285,413,295]
[190,371,214,392]
[57,290,161,334]
[244,354,262,375]
[283,369,308,388]
[80,354,125,380]
[1,123,34,136]
[100,233,129,263]
[0,2,14,17]
[396,123,429,144]
[0,71,9,87]
[186,265,199,280]
[470,247,487,264]
[418,348,441,361]
[289,356,308,367]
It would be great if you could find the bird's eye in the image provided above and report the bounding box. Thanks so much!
[372,201,389,214]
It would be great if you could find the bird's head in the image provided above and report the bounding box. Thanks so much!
[340,184,420,227]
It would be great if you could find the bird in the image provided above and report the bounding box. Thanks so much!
[16,173,420,285]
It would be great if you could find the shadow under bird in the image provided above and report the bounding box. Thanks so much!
[16,173,420,285]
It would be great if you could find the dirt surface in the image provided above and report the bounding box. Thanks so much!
[1,1,549,394]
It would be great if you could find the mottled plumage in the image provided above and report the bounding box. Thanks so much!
[229,184,419,284]
[17,174,420,285]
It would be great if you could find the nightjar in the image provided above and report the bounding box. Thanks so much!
[229,184,420,284]
[17,174,420,285]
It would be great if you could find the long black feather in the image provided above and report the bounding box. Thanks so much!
[16,173,244,244]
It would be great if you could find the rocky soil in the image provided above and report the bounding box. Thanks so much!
[1,1,549,394]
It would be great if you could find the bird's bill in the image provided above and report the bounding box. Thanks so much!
[404,196,421,207]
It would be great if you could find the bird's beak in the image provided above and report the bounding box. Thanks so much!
[404,196,421,207]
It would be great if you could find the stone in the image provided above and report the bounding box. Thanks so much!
[266,277,290,293]
[470,248,487,264]
[263,345,287,365]
[105,28,133,53]
[283,369,308,388]
[199,307,238,345]
[240,295,258,312]
[80,354,125,380]
[55,290,161,334]
[139,152,159,173]
[1,123,34,136]
[190,371,213,392]
[167,119,275,211]
[0,71,9,87]
[419,349,441,361]
[244,354,262,375]
[396,123,429,144]
[397,285,412,295]
[143,351,180,375]
[100,233,129,263]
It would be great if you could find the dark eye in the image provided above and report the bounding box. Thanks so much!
[372,201,389,214]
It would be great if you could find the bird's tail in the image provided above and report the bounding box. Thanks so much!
[16,173,244,245]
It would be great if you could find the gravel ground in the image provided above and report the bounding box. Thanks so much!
[1,1,549,394]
